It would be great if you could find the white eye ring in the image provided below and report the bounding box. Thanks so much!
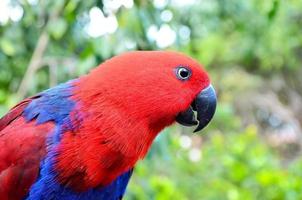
[176,67,191,81]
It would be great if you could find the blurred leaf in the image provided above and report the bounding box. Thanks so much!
[47,18,68,39]
[0,39,16,56]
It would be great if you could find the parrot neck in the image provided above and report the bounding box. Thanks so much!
[54,79,173,190]
[22,81,135,198]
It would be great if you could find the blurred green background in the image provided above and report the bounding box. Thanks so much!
[1,0,302,199]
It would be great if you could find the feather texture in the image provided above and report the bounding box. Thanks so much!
[0,51,210,199]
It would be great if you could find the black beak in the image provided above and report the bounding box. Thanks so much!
[176,84,217,132]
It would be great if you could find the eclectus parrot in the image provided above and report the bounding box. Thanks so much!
[0,51,216,200]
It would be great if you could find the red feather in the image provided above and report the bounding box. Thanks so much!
[0,97,54,200]
[0,96,40,132]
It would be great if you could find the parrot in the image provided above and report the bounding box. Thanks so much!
[0,51,217,200]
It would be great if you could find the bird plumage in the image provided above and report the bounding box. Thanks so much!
[0,51,213,200]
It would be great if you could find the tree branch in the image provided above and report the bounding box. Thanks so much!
[16,1,69,99]
[17,31,49,98]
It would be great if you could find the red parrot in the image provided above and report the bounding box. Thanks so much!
[0,51,216,200]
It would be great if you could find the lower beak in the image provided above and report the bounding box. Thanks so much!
[176,84,217,132]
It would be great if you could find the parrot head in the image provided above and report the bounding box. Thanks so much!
[76,51,216,134]
[56,51,217,189]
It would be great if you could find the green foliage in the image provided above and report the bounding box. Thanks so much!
[126,126,302,200]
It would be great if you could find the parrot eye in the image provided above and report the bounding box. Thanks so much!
[176,66,191,81]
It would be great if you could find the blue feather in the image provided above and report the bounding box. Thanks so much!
[23,81,133,200]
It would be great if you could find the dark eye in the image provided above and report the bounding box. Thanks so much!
[176,67,191,81]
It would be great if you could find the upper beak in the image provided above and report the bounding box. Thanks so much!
[176,84,217,132]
